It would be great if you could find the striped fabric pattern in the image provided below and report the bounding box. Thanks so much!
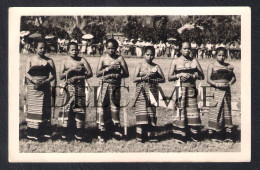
[135,82,158,126]
[58,81,86,128]
[26,79,51,129]
[208,87,233,132]
[96,82,121,129]
[172,86,201,128]
[172,86,201,138]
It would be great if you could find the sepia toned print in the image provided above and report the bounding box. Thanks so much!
[9,7,250,162]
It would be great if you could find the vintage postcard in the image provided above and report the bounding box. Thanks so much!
[9,7,251,162]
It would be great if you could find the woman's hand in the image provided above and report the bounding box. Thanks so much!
[67,77,78,84]
[228,65,234,72]
[107,64,120,71]
[215,82,229,88]
[33,79,43,89]
[142,75,150,82]
[39,79,49,87]
[69,66,83,73]
[147,71,156,77]
[179,73,191,81]
[139,72,147,77]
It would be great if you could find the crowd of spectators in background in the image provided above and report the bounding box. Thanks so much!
[20,36,241,60]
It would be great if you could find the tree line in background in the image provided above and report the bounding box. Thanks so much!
[20,15,241,44]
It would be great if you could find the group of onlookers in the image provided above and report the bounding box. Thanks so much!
[20,36,241,60]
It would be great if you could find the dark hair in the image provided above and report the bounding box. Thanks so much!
[67,42,78,51]
[179,41,191,50]
[34,39,47,49]
[106,39,119,49]
[216,47,227,56]
[144,46,155,55]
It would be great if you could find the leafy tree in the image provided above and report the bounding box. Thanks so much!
[71,26,82,42]
[82,23,106,43]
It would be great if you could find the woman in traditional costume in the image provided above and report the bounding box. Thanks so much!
[58,42,93,140]
[207,47,236,142]
[96,39,129,143]
[133,46,165,143]
[168,41,204,143]
[25,40,56,140]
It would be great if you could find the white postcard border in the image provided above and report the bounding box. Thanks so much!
[9,7,251,162]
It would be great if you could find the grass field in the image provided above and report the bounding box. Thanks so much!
[19,53,241,153]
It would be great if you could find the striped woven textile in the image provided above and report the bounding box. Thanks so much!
[26,78,51,129]
[172,86,201,127]
[172,86,201,137]
[134,82,158,141]
[96,82,121,130]
[134,82,158,126]
[208,87,233,132]
[58,81,86,128]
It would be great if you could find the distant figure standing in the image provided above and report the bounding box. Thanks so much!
[166,41,171,57]
[171,43,179,58]
[198,43,206,59]
[135,38,143,57]
[159,40,166,57]
[206,41,213,59]
[97,42,104,55]
[191,41,198,58]
[81,40,87,55]
[123,38,130,55]
[154,43,160,57]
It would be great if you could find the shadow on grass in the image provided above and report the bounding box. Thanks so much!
[19,122,241,143]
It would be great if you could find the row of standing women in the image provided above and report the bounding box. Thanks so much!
[24,39,236,144]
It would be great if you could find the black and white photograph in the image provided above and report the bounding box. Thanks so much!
[9,7,251,162]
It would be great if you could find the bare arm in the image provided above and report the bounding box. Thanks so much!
[25,57,40,85]
[133,63,142,83]
[82,58,93,79]
[207,63,216,86]
[168,59,179,81]
[59,59,66,80]
[25,57,33,82]
[96,56,105,77]
[155,65,165,83]
[46,59,56,86]
[119,56,129,78]
[194,58,205,80]
[229,69,236,85]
